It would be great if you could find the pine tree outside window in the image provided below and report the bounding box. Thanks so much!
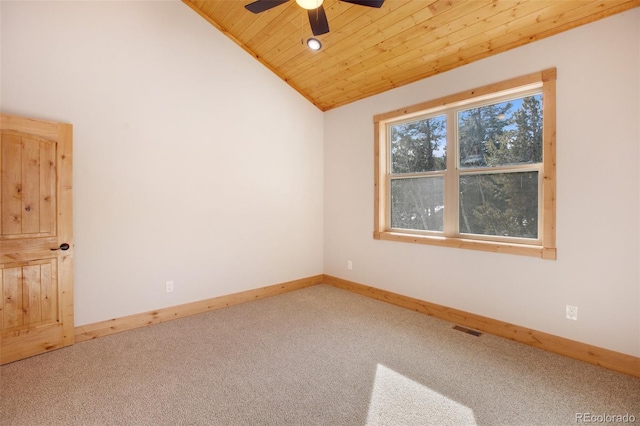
[374,69,556,259]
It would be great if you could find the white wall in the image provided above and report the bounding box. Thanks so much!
[325,9,640,357]
[2,1,639,358]
[0,1,324,325]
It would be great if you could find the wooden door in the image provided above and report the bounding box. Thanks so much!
[0,114,73,364]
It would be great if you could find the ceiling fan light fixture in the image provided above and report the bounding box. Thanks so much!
[296,0,324,10]
[307,37,322,51]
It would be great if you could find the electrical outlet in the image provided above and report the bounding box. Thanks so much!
[347,260,353,270]
[165,280,174,293]
[566,304,578,321]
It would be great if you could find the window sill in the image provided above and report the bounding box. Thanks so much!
[374,231,557,260]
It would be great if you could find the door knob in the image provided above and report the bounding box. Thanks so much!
[51,243,70,251]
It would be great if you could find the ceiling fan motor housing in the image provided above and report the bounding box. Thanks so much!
[244,0,384,36]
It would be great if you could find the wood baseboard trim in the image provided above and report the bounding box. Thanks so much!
[74,275,324,343]
[74,273,638,378]
[322,274,640,378]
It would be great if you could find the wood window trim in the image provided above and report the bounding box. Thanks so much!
[373,69,557,260]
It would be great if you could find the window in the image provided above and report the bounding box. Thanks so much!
[374,69,556,259]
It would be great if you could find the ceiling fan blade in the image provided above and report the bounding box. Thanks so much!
[245,0,290,14]
[308,5,329,36]
[340,0,384,7]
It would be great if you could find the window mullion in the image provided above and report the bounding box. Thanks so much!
[444,110,458,237]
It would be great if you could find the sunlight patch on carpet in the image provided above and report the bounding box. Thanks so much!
[365,364,477,426]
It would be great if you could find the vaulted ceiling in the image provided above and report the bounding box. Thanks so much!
[183,0,639,111]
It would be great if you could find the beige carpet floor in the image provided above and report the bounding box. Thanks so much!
[1,284,638,425]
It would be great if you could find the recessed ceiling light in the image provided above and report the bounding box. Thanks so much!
[307,38,322,51]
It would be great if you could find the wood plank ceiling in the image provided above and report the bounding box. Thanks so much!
[184,0,639,111]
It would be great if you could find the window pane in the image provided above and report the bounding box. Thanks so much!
[458,94,543,168]
[390,115,446,174]
[391,177,444,231]
[459,172,538,238]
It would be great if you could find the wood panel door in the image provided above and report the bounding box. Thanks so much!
[0,114,73,364]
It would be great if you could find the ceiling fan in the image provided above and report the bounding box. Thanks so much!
[244,0,384,36]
